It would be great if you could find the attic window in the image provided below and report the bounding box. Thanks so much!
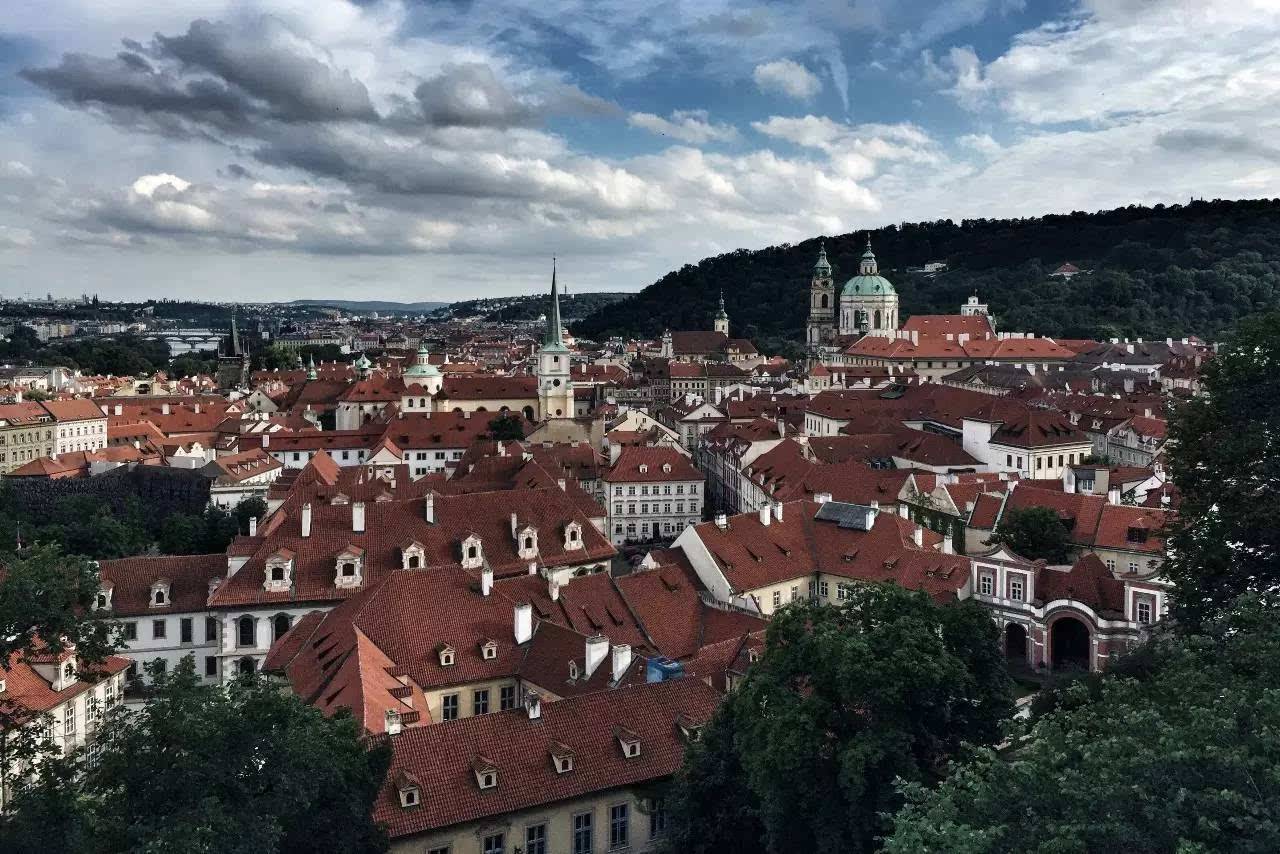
[472,757,498,790]
[662,463,672,473]
[341,562,356,577]
[1126,526,1149,544]
[481,640,498,660]
[551,743,576,774]
[638,464,648,473]
[398,786,420,808]
[151,585,169,606]
[676,715,703,743]
[438,645,455,667]
[615,726,641,758]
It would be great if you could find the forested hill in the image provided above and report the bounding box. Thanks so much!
[573,198,1280,347]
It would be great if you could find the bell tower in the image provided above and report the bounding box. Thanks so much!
[713,290,730,336]
[806,243,835,347]
[537,259,574,420]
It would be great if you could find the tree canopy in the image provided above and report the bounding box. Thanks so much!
[664,587,1013,854]
[986,506,1072,564]
[574,198,1280,342]
[884,602,1280,854]
[1164,311,1280,628]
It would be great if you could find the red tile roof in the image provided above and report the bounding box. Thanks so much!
[97,553,226,616]
[371,677,719,840]
[603,447,701,483]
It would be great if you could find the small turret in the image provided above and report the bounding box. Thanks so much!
[713,290,730,335]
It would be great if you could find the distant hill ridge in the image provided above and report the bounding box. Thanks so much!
[573,198,1280,344]
[288,299,448,313]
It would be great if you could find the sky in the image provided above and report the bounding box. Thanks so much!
[2,0,1280,303]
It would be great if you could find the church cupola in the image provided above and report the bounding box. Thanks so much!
[806,241,837,348]
[353,353,373,380]
[814,243,832,276]
[404,343,443,395]
[713,290,730,336]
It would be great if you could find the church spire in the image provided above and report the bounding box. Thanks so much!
[542,257,567,351]
[306,353,318,381]
[859,233,878,276]
[815,241,831,275]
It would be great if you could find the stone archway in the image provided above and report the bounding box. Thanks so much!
[1004,622,1028,663]
[1050,616,1091,671]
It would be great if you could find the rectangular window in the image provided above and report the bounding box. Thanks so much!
[649,799,667,838]
[1105,558,1117,572]
[1017,456,1023,469]
[1036,457,1043,470]
[482,833,505,854]
[1136,598,1153,624]
[610,803,629,849]
[64,703,77,736]
[573,812,593,854]
[1009,576,1025,601]
[123,622,137,641]
[204,656,217,677]
[837,584,850,601]
[442,693,459,721]
[1129,561,1140,574]
[500,685,516,711]
[819,580,829,598]
[205,617,218,642]
[180,618,193,644]
[979,573,993,596]
[790,585,799,601]
[525,824,547,854]
[772,591,781,609]
[427,847,451,854]
[152,619,167,640]
[473,689,490,716]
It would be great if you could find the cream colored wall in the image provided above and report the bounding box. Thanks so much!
[747,574,812,615]
[390,787,667,854]
[1089,545,1164,579]
[423,677,520,724]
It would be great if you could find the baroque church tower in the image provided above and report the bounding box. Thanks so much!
[537,260,574,420]
[806,243,836,347]
[713,290,730,336]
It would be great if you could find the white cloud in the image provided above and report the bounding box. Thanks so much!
[628,110,738,144]
[753,59,822,101]
[131,174,192,197]
[0,227,36,248]
[957,133,1001,156]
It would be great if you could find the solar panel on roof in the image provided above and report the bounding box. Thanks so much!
[814,501,876,530]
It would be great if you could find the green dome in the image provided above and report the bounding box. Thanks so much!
[404,344,441,379]
[841,275,896,297]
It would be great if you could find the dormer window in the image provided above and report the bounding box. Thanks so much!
[150,581,170,607]
[662,463,672,473]
[480,639,498,660]
[62,662,76,683]
[395,771,422,808]
[564,521,583,551]
[517,526,538,560]
[614,726,641,758]
[568,660,579,681]
[551,742,575,774]
[400,541,425,570]
[677,715,703,743]
[438,644,455,667]
[472,757,498,790]
[461,535,483,570]
[263,549,295,592]
[639,464,648,474]
[333,546,365,589]
[96,586,113,611]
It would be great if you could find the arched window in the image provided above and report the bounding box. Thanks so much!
[273,614,292,642]
[522,407,534,421]
[237,616,256,648]
[873,309,882,329]
[820,294,829,309]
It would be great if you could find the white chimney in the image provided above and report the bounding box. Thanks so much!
[113,404,122,416]
[262,433,270,448]
[771,502,783,522]
[525,691,542,720]
[941,537,954,555]
[510,511,518,537]
[528,561,537,576]
[759,505,771,526]
[194,403,201,414]
[424,493,435,524]
[481,567,494,597]
[1107,486,1122,505]
[898,503,909,518]
[248,516,258,537]
[871,500,880,512]
[352,501,366,533]
[912,526,924,548]
[384,710,402,736]
[514,603,533,644]
[549,578,560,602]
[301,502,312,538]
[584,634,609,678]
[714,514,728,529]
[611,644,632,682]
[162,403,170,415]
[777,417,785,439]
[815,492,833,505]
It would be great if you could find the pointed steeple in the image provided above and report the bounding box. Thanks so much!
[307,353,318,381]
[716,290,728,319]
[542,257,568,352]
[859,233,878,276]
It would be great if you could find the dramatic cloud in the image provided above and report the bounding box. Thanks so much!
[753,60,822,101]
[627,110,738,144]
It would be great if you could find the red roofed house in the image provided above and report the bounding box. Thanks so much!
[603,447,703,545]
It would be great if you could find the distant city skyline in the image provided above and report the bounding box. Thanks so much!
[2,0,1277,302]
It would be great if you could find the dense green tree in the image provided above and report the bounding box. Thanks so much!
[985,506,1072,563]
[1164,311,1280,628]
[486,414,527,440]
[885,601,1280,854]
[0,544,116,668]
[0,660,392,854]
[665,587,1013,854]
[169,351,218,378]
[573,198,1280,343]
